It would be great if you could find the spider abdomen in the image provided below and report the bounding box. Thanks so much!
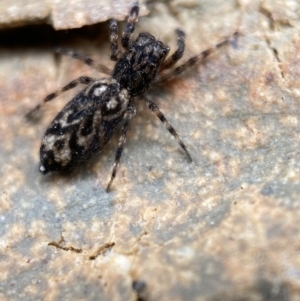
[39,79,129,173]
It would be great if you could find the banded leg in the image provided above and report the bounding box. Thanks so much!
[121,3,139,50]
[144,96,192,162]
[155,32,238,84]
[26,76,94,119]
[160,29,185,71]
[109,19,122,61]
[55,48,111,74]
[106,103,136,192]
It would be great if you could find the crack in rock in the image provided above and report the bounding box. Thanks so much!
[263,35,285,80]
[48,235,82,253]
[89,242,115,260]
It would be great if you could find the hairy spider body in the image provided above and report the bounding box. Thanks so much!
[112,32,170,96]
[39,78,130,173]
[27,2,235,192]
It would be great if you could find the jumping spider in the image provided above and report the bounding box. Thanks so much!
[27,2,236,192]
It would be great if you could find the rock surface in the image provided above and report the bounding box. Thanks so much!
[1,0,300,300]
[0,0,147,29]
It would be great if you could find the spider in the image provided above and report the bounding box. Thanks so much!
[27,2,236,192]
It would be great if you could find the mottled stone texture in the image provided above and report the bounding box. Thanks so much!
[0,0,147,29]
[1,0,300,300]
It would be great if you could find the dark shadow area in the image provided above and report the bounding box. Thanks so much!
[0,22,109,49]
[209,279,289,301]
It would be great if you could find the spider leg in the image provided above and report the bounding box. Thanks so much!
[155,32,238,84]
[55,48,111,75]
[160,29,185,71]
[106,101,136,192]
[109,19,123,61]
[121,2,139,50]
[144,96,192,162]
[26,76,94,119]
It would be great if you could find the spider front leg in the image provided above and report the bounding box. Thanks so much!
[155,32,238,84]
[106,102,136,192]
[144,96,192,162]
[26,76,94,119]
[55,48,111,75]
[109,19,123,61]
[160,29,186,71]
[121,2,139,50]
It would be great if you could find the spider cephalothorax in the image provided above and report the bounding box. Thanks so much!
[112,32,170,96]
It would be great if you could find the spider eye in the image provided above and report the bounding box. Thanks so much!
[162,47,170,56]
